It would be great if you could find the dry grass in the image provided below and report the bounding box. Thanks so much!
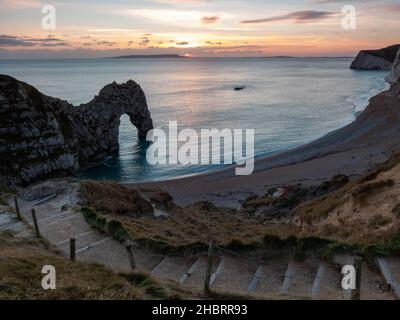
[81,181,154,217]
[368,215,393,229]
[79,154,400,254]
[80,182,268,252]
[351,179,395,202]
[0,232,186,300]
[116,207,267,252]
[292,154,400,246]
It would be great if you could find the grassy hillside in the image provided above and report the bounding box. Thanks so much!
[80,155,400,256]
[80,181,267,253]
[0,231,190,300]
[292,154,400,251]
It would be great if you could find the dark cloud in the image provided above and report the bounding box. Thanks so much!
[241,10,336,24]
[206,41,223,45]
[96,40,116,47]
[176,42,189,46]
[139,37,150,46]
[201,16,220,24]
[0,34,69,47]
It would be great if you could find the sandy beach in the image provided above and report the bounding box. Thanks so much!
[132,91,400,207]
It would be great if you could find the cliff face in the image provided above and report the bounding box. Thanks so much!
[350,44,400,70]
[0,75,153,186]
[387,48,400,97]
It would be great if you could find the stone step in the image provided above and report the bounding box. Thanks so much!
[77,237,132,273]
[254,257,288,296]
[0,212,17,229]
[247,266,263,293]
[332,254,356,300]
[280,258,318,298]
[133,248,165,272]
[211,255,256,294]
[40,214,92,244]
[179,257,202,284]
[378,257,400,299]
[56,230,106,253]
[311,262,343,300]
[0,210,33,237]
[152,256,197,282]
[18,192,76,222]
[360,262,394,300]
[184,255,221,288]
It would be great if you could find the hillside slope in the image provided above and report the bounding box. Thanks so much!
[292,155,400,247]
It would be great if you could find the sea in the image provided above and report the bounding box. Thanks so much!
[0,57,389,182]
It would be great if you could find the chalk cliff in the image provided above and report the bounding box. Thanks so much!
[0,75,153,186]
[387,48,400,97]
[350,44,400,70]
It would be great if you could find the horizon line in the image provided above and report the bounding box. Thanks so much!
[0,55,356,61]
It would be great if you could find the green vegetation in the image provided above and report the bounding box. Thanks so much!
[263,233,361,260]
[364,234,400,256]
[81,207,130,242]
[106,220,130,242]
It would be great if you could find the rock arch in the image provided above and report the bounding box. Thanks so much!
[71,80,154,167]
[0,75,153,186]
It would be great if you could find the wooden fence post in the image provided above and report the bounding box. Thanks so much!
[31,208,41,237]
[204,240,214,295]
[125,242,137,270]
[70,238,76,262]
[14,196,21,220]
[351,256,362,300]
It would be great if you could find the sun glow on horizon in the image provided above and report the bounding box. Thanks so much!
[0,0,399,58]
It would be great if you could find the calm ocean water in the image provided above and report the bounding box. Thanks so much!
[0,57,389,182]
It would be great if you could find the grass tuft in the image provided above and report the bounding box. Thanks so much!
[81,207,130,242]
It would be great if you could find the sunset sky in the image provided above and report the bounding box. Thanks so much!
[0,0,399,58]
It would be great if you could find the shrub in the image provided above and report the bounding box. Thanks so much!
[81,207,129,242]
[107,220,130,242]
